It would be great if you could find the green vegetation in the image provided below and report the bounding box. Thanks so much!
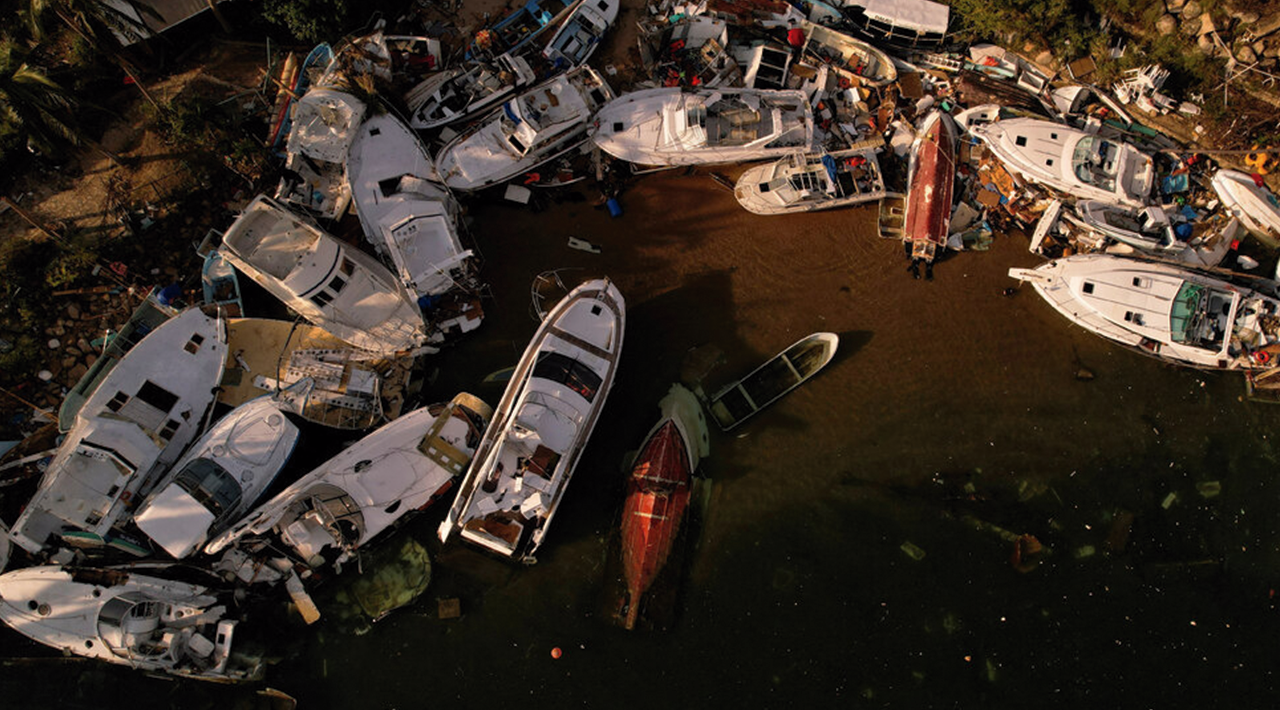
[261,0,352,45]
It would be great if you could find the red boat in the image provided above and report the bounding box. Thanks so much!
[620,385,707,629]
[904,109,957,278]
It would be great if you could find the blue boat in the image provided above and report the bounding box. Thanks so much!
[469,0,576,59]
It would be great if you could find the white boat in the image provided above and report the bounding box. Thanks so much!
[543,0,620,67]
[219,195,429,356]
[0,565,262,681]
[1071,200,1177,252]
[10,308,227,555]
[970,117,1154,208]
[1008,253,1280,370]
[132,395,301,559]
[799,20,897,89]
[733,146,886,215]
[590,87,814,167]
[406,53,537,131]
[276,88,367,220]
[435,66,615,191]
[439,278,624,562]
[205,393,493,570]
[1211,169,1280,248]
[709,332,839,431]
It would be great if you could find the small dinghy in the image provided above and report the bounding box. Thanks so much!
[1211,169,1280,248]
[709,332,839,430]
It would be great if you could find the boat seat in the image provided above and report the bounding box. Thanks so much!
[282,511,332,564]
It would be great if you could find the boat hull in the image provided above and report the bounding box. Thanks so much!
[709,332,838,430]
[904,110,956,263]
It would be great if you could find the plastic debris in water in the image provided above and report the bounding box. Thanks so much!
[1073,545,1096,559]
[900,541,926,560]
[1161,492,1178,509]
[1196,481,1221,499]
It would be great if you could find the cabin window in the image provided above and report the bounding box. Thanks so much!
[311,291,335,308]
[136,381,179,414]
[1051,133,1058,140]
[1123,311,1145,325]
[106,391,129,413]
[369,127,381,137]
[1082,282,1095,294]
[1046,159,1054,167]
[612,121,624,132]
[159,419,180,442]
[1015,135,1027,147]
[328,276,347,294]
[508,135,527,154]
[596,0,608,8]
[533,351,603,402]
[174,458,244,523]
[591,305,602,316]
[341,259,355,276]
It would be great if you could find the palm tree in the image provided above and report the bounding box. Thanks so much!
[27,0,164,109]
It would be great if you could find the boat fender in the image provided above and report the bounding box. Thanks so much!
[121,490,132,504]
[1255,350,1271,364]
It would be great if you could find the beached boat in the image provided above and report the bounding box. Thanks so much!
[970,117,1154,209]
[132,395,301,559]
[469,0,576,59]
[904,110,957,272]
[590,87,814,167]
[1211,169,1280,248]
[439,279,624,562]
[276,88,366,220]
[10,308,227,555]
[201,250,243,318]
[0,565,263,681]
[1071,200,1177,252]
[637,15,742,89]
[543,0,619,67]
[734,145,886,215]
[268,43,334,150]
[709,332,839,430]
[799,20,897,89]
[219,195,429,356]
[205,393,492,571]
[56,291,177,433]
[406,53,537,131]
[1008,253,1280,370]
[435,66,615,191]
[620,384,708,630]
[835,0,950,52]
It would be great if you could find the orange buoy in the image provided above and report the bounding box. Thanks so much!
[550,647,563,659]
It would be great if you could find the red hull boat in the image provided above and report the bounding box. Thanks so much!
[904,109,957,273]
[620,420,694,629]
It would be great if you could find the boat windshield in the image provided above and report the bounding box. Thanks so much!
[532,351,602,401]
[1071,136,1117,192]
[97,593,164,658]
[1169,282,1205,343]
[174,458,243,523]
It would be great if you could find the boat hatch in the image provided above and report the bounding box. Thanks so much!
[174,459,244,524]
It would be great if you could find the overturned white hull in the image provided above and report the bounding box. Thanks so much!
[1212,169,1280,248]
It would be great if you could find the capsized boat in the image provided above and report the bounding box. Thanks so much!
[406,53,537,131]
[1008,253,1280,370]
[435,66,615,191]
[798,20,897,89]
[970,117,1154,208]
[734,145,886,215]
[0,565,263,681]
[1211,169,1280,248]
[590,87,815,167]
[709,332,839,431]
[206,393,492,572]
[903,110,956,271]
[276,88,366,220]
[219,195,429,356]
[439,279,624,563]
[347,112,483,340]
[10,308,227,555]
[620,383,708,630]
[543,0,620,67]
[132,394,301,559]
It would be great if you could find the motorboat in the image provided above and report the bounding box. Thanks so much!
[1008,253,1280,370]
[543,0,619,68]
[709,332,839,430]
[1211,169,1280,248]
[435,66,615,191]
[439,279,624,563]
[132,394,301,559]
[590,87,814,167]
[904,110,957,270]
[275,88,366,221]
[620,384,708,630]
[10,308,226,555]
[1070,200,1177,252]
[206,393,492,572]
[0,565,262,681]
[219,195,429,356]
[835,0,950,52]
[406,53,537,131]
[733,146,886,215]
[201,250,243,318]
[218,318,414,430]
[970,117,1154,208]
[469,0,576,59]
[798,20,897,89]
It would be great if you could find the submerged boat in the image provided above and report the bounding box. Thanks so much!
[132,395,301,559]
[219,195,428,356]
[620,384,708,630]
[709,332,839,431]
[276,88,366,220]
[970,117,1154,209]
[439,279,624,562]
[206,393,492,571]
[406,53,537,131]
[734,146,886,215]
[0,565,263,681]
[1008,253,1280,370]
[435,66,615,191]
[590,87,814,167]
[799,20,897,89]
[1211,169,1280,248]
[10,308,227,555]
[904,110,957,271]
[542,0,620,67]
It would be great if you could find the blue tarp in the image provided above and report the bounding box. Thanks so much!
[821,155,838,186]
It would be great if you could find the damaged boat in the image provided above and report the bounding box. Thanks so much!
[276,88,367,221]
[733,145,886,215]
[1211,169,1280,248]
[709,332,838,430]
[904,109,957,272]
[543,0,620,67]
[406,53,537,132]
[439,278,624,563]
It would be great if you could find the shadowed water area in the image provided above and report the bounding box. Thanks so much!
[5,170,1280,707]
